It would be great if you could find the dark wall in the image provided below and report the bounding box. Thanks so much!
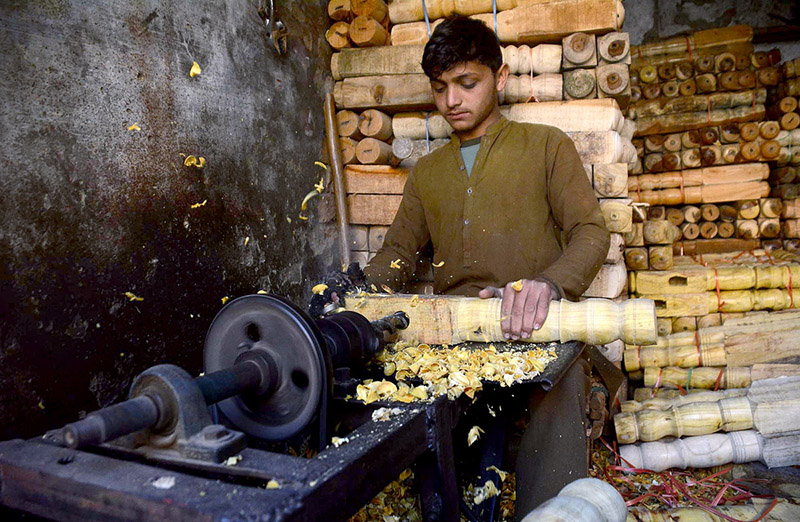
[0,0,337,439]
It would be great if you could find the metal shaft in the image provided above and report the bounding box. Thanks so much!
[63,395,160,449]
[195,360,264,405]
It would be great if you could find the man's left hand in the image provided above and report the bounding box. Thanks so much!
[478,279,557,340]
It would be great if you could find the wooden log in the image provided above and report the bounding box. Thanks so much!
[781,112,800,131]
[642,288,800,317]
[358,109,393,140]
[502,44,563,75]
[643,365,800,390]
[621,388,747,412]
[599,198,632,233]
[631,26,753,61]
[566,131,634,165]
[522,478,628,522]
[499,98,625,133]
[624,341,727,371]
[620,431,765,471]
[643,152,663,173]
[328,0,351,21]
[666,207,684,226]
[700,145,721,167]
[736,219,759,239]
[672,239,761,256]
[562,68,596,100]
[641,83,661,100]
[561,33,596,70]
[629,181,770,206]
[656,318,673,336]
[340,137,358,164]
[592,163,628,197]
[391,137,448,167]
[681,148,701,168]
[720,144,739,164]
[470,0,625,45]
[635,104,766,137]
[629,89,766,120]
[720,123,741,143]
[647,206,666,221]
[718,71,740,91]
[351,0,387,20]
[718,221,735,238]
[719,204,738,222]
[627,500,800,522]
[643,220,681,245]
[368,225,388,251]
[343,165,409,194]
[699,221,718,239]
[701,204,720,222]
[672,316,697,332]
[349,15,388,47]
[759,218,781,239]
[331,45,423,80]
[625,247,649,271]
[662,133,681,152]
[597,32,630,65]
[695,73,717,93]
[503,73,563,103]
[698,313,722,329]
[337,110,363,139]
[326,21,353,50]
[347,194,402,224]
[596,64,631,109]
[649,245,673,271]
[683,205,701,223]
[624,222,644,247]
[681,222,700,240]
[740,122,760,141]
[679,78,697,96]
[344,294,658,345]
[334,74,435,111]
[355,138,396,165]
[628,164,770,192]
[583,260,626,299]
[386,0,455,23]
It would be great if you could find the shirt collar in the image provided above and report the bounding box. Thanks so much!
[448,116,509,147]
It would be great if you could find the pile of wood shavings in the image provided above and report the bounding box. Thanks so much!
[462,468,516,519]
[347,468,422,522]
[365,341,558,402]
[590,440,756,512]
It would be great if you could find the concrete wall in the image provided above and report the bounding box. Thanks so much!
[0,0,337,439]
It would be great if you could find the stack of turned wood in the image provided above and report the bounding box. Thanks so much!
[324,0,637,306]
[628,248,800,335]
[611,307,800,473]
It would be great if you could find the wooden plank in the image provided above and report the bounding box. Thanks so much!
[347,194,402,225]
[344,166,408,195]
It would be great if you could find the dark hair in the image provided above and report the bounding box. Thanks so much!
[421,16,503,80]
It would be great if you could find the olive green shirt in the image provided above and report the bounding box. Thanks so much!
[364,117,610,300]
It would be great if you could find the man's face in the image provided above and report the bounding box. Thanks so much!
[430,61,508,140]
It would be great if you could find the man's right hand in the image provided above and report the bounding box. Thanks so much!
[479,279,556,340]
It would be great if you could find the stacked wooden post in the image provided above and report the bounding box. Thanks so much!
[323,0,636,324]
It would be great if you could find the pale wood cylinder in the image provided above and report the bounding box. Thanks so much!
[643,220,681,245]
[349,225,369,251]
[389,19,444,46]
[336,110,363,139]
[657,318,673,336]
[599,199,633,233]
[623,342,726,372]
[671,316,697,332]
[340,137,358,164]
[583,260,627,299]
[358,295,657,345]
[606,233,625,264]
[629,181,770,206]
[736,219,759,239]
[391,138,448,166]
[502,44,563,75]
[621,388,748,413]
[681,222,700,240]
[620,431,763,471]
[666,207,685,226]
[663,133,682,152]
[499,98,625,133]
[624,222,644,247]
[368,225,388,251]
[647,206,666,221]
[759,218,781,239]
[698,313,722,329]
[503,73,563,103]
[718,221,735,238]
[597,31,630,64]
[328,0,351,21]
[355,137,395,165]
[679,78,697,96]
[648,245,673,271]
[699,221,718,239]
[563,69,596,100]
[562,32,597,69]
[593,164,628,197]
[349,16,388,47]
[358,109,393,140]
[627,501,800,522]
[351,0,387,21]
[327,21,352,50]
[386,0,456,24]
[661,80,679,97]
[682,148,702,168]
[625,247,648,271]
[720,144,739,164]
[701,204,720,222]
[635,105,766,137]
[614,395,754,443]
[643,366,752,390]
[521,478,627,522]
[392,111,452,140]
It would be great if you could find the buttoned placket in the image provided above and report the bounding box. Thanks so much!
[456,119,507,270]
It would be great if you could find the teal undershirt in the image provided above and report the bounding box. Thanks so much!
[459,137,482,177]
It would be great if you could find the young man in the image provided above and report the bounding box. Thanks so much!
[363,16,610,515]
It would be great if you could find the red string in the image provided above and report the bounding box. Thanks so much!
[695,330,702,366]
[685,35,693,61]
[654,367,663,390]
[524,47,540,104]
[714,267,726,311]
[713,368,725,391]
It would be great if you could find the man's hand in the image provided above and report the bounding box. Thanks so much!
[478,279,557,340]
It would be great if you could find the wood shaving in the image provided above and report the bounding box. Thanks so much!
[224,454,242,466]
[189,61,202,77]
[183,155,206,168]
[265,480,280,489]
[221,296,229,305]
[511,279,524,292]
[348,469,421,522]
[128,123,140,131]
[389,259,402,270]
[331,436,349,447]
[312,284,328,295]
[124,292,144,302]
[432,261,445,267]
[467,425,484,446]
[190,199,207,209]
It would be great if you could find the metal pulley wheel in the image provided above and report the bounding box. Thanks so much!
[204,294,330,441]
